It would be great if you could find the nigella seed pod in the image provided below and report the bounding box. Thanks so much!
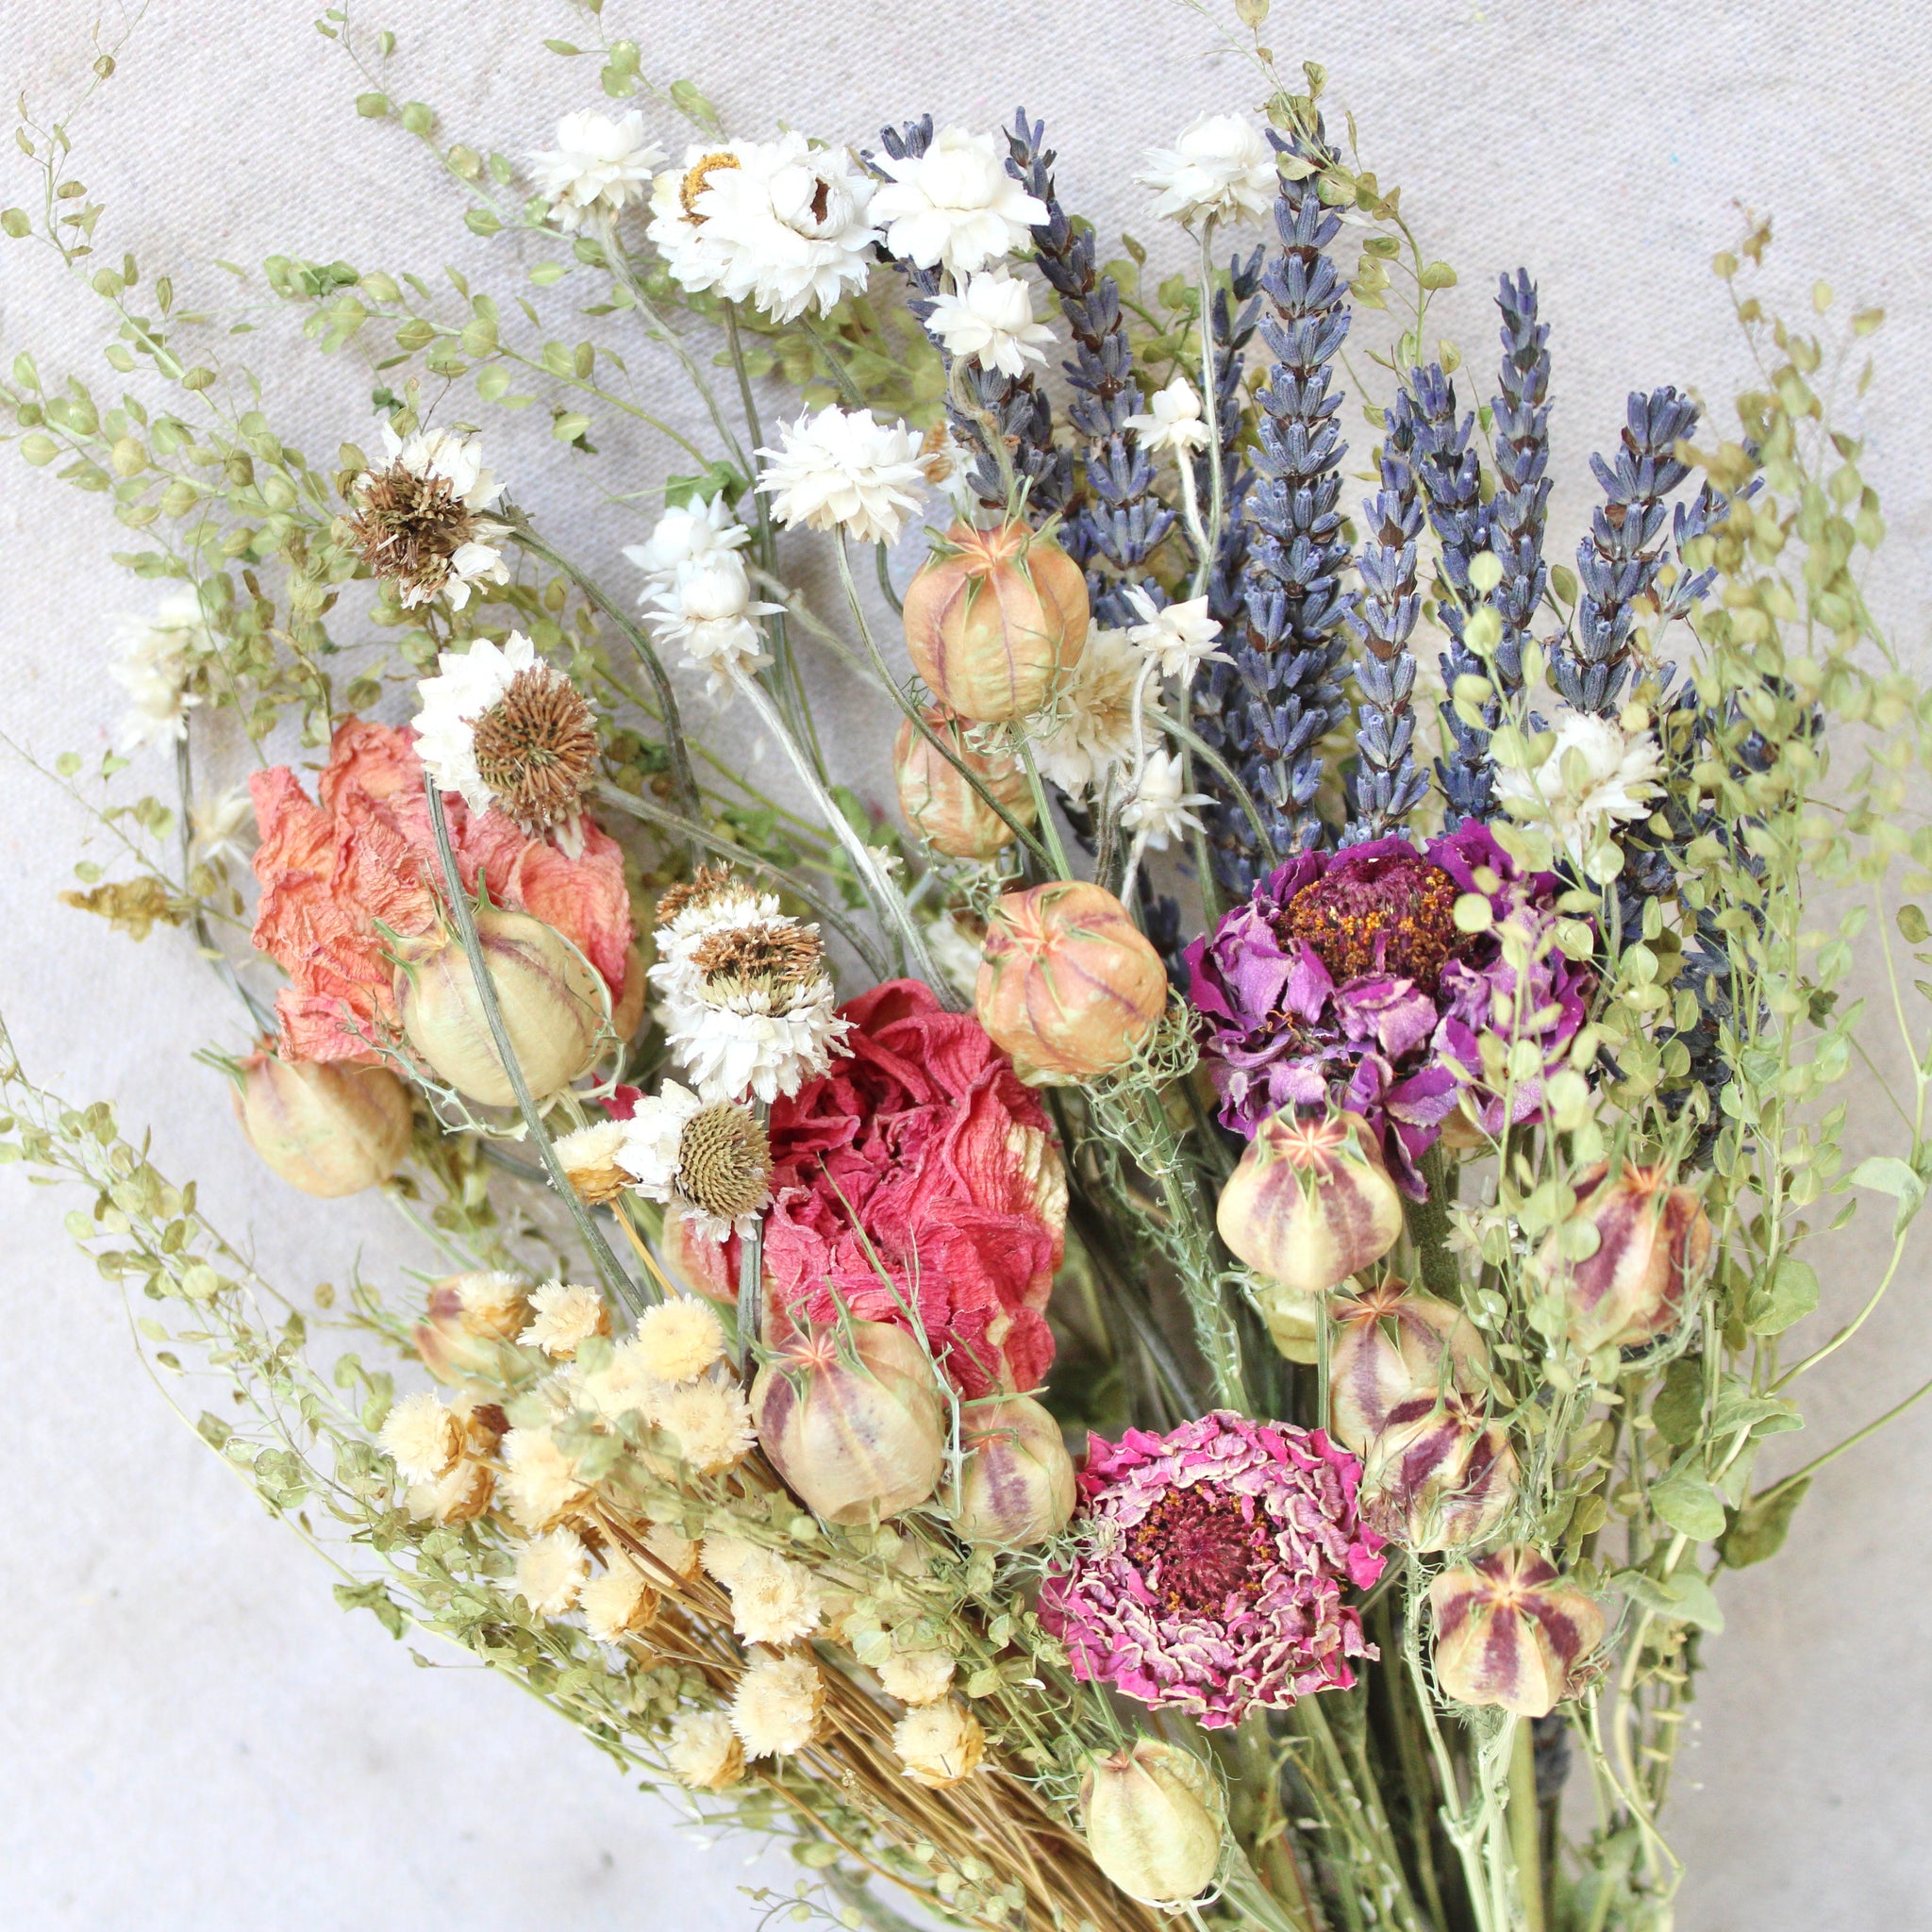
[902,519,1089,724]
[1080,1739,1225,1907]
[975,881,1167,1086]
[892,707,1036,859]
[947,1393,1076,1548]
[1430,1547,1607,1719]
[750,1320,946,1525]
[1539,1161,1715,1354]
[1360,1389,1519,1554]
[1216,1109,1405,1295]
[230,1051,412,1198]
[391,902,604,1108]
[1329,1280,1490,1455]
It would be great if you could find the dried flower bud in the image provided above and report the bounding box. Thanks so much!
[902,519,1089,724]
[947,1392,1075,1548]
[553,1119,631,1205]
[751,1319,946,1525]
[975,881,1167,1086]
[1329,1280,1490,1455]
[1430,1547,1607,1718]
[412,1271,531,1384]
[1539,1161,1714,1353]
[231,1052,412,1198]
[1359,1390,1519,1554]
[1080,1739,1225,1907]
[1216,1109,1404,1295]
[391,902,604,1107]
[893,706,1037,858]
[892,1699,985,1789]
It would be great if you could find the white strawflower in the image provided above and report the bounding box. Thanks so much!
[379,1391,462,1484]
[925,266,1053,377]
[1138,113,1278,226]
[1494,709,1665,863]
[108,589,209,751]
[552,1119,631,1208]
[501,1424,587,1530]
[582,1557,658,1642]
[700,1532,762,1589]
[659,1375,757,1474]
[758,406,927,547]
[520,1280,611,1359]
[730,1652,826,1758]
[891,1700,985,1789]
[646,142,758,295]
[1121,748,1212,852]
[645,554,780,694]
[876,1647,957,1707]
[1030,625,1155,796]
[532,110,664,232]
[726,1547,824,1647]
[347,425,509,610]
[189,783,257,869]
[515,1527,590,1617]
[666,1709,745,1790]
[687,132,878,322]
[629,1296,728,1386]
[574,1336,673,1424]
[454,1270,530,1340]
[1123,587,1226,681]
[405,1457,493,1526]
[871,126,1047,274]
[623,492,750,590]
[1124,374,1211,456]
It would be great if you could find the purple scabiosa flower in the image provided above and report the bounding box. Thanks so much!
[1184,824,1593,1190]
[1041,1410,1384,1730]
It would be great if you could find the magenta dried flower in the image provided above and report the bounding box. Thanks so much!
[1040,1410,1385,1729]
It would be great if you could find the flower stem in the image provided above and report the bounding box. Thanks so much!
[1016,740,1074,881]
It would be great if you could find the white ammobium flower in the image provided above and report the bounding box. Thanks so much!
[1494,709,1665,864]
[582,1557,657,1644]
[1138,113,1278,226]
[623,492,750,590]
[666,1710,745,1790]
[520,1280,611,1358]
[348,424,510,611]
[1029,625,1156,796]
[658,1374,757,1474]
[189,784,257,869]
[726,1547,823,1648]
[1121,749,1212,851]
[514,1527,591,1618]
[1123,588,1226,682]
[925,265,1054,376]
[500,1424,588,1530]
[531,109,665,232]
[628,1296,728,1385]
[1124,375,1211,456]
[379,1391,461,1484]
[644,553,780,693]
[870,126,1048,273]
[758,405,927,547]
[108,589,210,751]
[730,1652,826,1758]
[876,1647,957,1707]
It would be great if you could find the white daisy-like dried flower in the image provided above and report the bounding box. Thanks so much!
[726,1547,823,1648]
[552,1120,631,1207]
[515,1527,590,1617]
[189,783,257,870]
[379,1390,463,1483]
[582,1556,660,1642]
[645,142,758,296]
[623,492,750,591]
[614,1079,703,1197]
[629,1297,728,1386]
[575,1336,673,1423]
[345,425,509,610]
[659,1374,757,1474]
[666,1709,745,1790]
[1124,374,1211,457]
[1029,625,1156,796]
[758,405,927,547]
[644,553,780,694]
[642,1522,702,1580]
[1121,749,1213,852]
[1494,708,1665,865]
[452,1270,532,1341]
[871,126,1048,274]
[891,1699,985,1789]
[1123,587,1226,682]
[699,1532,761,1589]
[876,1647,958,1707]
[1138,113,1278,227]
[521,1280,611,1359]
[532,109,664,232]
[408,1457,494,1526]
[653,868,781,960]
[501,1424,588,1531]
[108,589,209,752]
[730,1652,827,1758]
[925,265,1054,377]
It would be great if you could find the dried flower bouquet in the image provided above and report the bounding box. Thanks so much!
[5,7,1925,1931]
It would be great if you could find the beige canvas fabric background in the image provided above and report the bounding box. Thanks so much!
[0,2,1927,1926]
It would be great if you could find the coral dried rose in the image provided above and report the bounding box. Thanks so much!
[902,519,1089,723]
[892,706,1036,859]
[230,1050,413,1198]
[1328,1279,1490,1455]
[975,880,1167,1085]
[1537,1160,1714,1353]
[1430,1547,1607,1718]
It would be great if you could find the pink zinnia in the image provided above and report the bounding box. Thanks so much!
[1041,1410,1384,1729]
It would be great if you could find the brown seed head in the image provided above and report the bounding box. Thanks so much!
[691,921,824,1000]
[676,1103,773,1222]
[655,864,738,928]
[471,665,600,832]
[346,462,477,599]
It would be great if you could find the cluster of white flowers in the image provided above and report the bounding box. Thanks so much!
[1123,588,1225,682]
[758,405,928,547]
[1495,709,1665,869]
[1138,113,1278,227]
[532,110,665,232]
[871,126,1047,273]
[1029,625,1157,797]
[925,265,1053,376]
[108,589,210,752]
[629,492,779,692]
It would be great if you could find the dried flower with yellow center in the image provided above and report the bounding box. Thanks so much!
[891,1700,985,1789]
[467,664,601,836]
[553,1120,631,1206]
[679,151,741,221]
[677,1102,773,1224]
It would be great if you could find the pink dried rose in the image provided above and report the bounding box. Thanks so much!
[249,717,634,1064]
[1040,1410,1385,1730]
